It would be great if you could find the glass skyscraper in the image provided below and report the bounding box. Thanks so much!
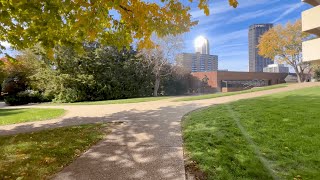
[195,37,210,55]
[248,24,273,72]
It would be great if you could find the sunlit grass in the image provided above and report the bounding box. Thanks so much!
[183,86,320,179]
[0,108,66,125]
[0,123,108,179]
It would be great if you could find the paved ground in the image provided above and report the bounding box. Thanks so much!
[0,83,319,180]
[0,102,5,108]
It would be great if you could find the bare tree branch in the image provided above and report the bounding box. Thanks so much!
[138,34,184,96]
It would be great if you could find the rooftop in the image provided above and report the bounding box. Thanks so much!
[302,0,320,6]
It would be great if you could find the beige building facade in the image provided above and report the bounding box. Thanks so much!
[263,64,289,73]
[302,0,320,65]
[176,53,218,72]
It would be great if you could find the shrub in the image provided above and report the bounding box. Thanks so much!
[4,91,30,105]
[28,90,52,103]
[4,90,51,106]
[53,88,80,103]
[2,74,28,95]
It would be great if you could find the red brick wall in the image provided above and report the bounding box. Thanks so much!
[192,71,289,92]
[221,87,249,93]
[216,71,288,86]
[192,72,218,88]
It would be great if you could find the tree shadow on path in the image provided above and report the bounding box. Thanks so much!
[1,103,204,180]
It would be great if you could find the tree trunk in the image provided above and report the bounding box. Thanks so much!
[293,66,303,83]
[153,76,160,97]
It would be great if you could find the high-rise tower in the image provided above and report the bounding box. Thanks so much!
[194,36,210,54]
[176,37,218,72]
[249,24,273,72]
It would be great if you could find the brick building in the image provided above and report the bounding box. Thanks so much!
[192,71,292,92]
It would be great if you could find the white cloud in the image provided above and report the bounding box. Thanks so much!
[219,50,247,58]
[236,0,279,9]
[212,28,248,46]
[190,0,276,19]
[189,0,282,34]
[219,55,249,71]
[227,5,287,24]
[190,1,226,19]
[215,43,247,55]
[216,43,247,49]
[272,3,303,23]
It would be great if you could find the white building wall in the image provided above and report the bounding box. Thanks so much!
[302,0,320,65]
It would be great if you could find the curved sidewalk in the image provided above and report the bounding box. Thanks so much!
[0,83,319,180]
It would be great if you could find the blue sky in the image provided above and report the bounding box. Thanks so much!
[183,0,311,71]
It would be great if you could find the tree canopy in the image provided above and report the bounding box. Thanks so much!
[258,20,311,83]
[0,0,238,56]
[1,44,202,104]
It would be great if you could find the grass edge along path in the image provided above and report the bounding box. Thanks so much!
[0,108,66,126]
[182,86,320,179]
[176,83,288,102]
[0,123,109,179]
[43,96,169,105]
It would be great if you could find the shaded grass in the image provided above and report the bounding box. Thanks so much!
[0,108,66,125]
[0,123,108,179]
[44,96,170,105]
[176,83,288,102]
[183,86,320,179]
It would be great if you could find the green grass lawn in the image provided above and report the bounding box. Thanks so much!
[0,108,66,125]
[176,83,288,102]
[183,86,320,179]
[0,123,108,179]
[45,96,169,105]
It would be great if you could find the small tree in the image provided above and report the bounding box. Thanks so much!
[258,20,311,83]
[0,58,6,82]
[314,66,320,81]
[140,35,183,96]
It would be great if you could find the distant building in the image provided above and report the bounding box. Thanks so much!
[177,37,218,72]
[249,24,274,72]
[192,71,295,93]
[195,37,210,54]
[263,64,289,73]
[285,74,299,83]
[302,0,320,66]
[176,53,218,72]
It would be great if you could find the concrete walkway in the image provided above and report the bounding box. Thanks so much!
[0,83,319,180]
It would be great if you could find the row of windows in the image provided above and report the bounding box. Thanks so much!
[221,80,268,88]
[192,67,217,69]
[192,64,217,67]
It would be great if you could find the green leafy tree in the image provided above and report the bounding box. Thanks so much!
[1,46,62,104]
[0,58,6,95]
[0,1,238,56]
[50,43,155,102]
[314,67,320,81]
